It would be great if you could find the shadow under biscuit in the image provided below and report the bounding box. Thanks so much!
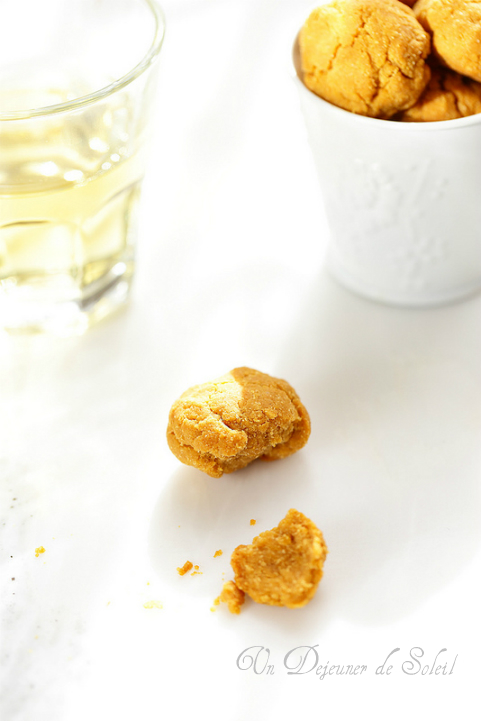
[275,268,481,627]
[147,452,316,604]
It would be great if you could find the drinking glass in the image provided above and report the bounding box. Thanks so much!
[0,0,165,334]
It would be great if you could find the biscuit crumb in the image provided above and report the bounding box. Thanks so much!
[220,581,245,614]
[210,596,221,612]
[231,509,328,609]
[250,519,256,526]
[191,571,203,576]
[213,550,223,558]
[194,565,199,570]
[34,546,45,558]
[177,560,193,576]
[166,367,310,478]
[143,600,163,609]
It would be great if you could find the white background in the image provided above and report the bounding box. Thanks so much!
[1,1,480,719]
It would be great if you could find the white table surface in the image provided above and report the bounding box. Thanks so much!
[2,1,480,719]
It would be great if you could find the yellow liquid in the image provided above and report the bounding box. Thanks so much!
[0,105,146,333]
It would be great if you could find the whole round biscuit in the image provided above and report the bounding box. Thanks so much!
[414,0,481,82]
[299,0,431,118]
[166,367,310,478]
[400,65,481,121]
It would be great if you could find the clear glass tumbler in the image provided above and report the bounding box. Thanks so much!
[0,0,165,335]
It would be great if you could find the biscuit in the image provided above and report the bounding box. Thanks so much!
[399,65,481,121]
[166,367,310,478]
[414,0,481,82]
[299,0,431,118]
[230,509,328,609]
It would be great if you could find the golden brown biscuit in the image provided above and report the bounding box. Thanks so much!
[414,0,481,82]
[299,0,431,118]
[166,367,310,478]
[399,65,481,121]
[230,509,328,609]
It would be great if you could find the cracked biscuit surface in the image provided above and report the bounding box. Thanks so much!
[414,0,481,82]
[400,64,481,121]
[166,367,310,478]
[230,509,328,609]
[299,0,431,118]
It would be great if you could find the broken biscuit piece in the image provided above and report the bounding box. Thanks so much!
[166,367,310,478]
[220,581,245,614]
[230,509,328,609]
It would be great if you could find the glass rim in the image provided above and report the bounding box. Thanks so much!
[0,0,165,122]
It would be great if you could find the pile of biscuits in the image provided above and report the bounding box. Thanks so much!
[299,0,481,121]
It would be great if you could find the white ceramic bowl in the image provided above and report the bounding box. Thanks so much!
[293,40,481,307]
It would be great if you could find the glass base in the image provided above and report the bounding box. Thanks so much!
[0,260,133,336]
